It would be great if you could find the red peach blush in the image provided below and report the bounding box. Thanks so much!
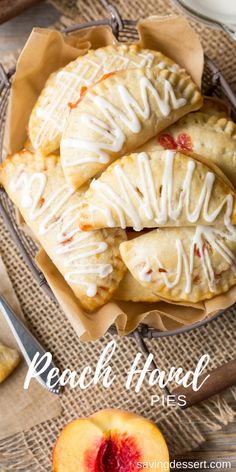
[85,433,141,472]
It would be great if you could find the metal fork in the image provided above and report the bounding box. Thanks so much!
[0,296,61,395]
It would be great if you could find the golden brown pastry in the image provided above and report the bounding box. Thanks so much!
[61,66,202,189]
[0,150,126,311]
[120,226,236,303]
[0,341,21,383]
[79,150,236,231]
[142,112,236,187]
[114,270,160,302]
[29,44,183,156]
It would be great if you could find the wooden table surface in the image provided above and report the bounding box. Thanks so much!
[0,1,236,470]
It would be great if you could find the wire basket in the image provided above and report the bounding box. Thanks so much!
[1,4,236,342]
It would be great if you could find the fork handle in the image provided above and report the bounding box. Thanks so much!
[173,359,236,408]
[0,296,61,393]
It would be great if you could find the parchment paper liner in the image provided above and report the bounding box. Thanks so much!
[4,16,234,341]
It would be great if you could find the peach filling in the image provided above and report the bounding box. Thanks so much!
[85,433,141,472]
[68,72,117,109]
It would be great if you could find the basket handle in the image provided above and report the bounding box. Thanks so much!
[63,2,124,38]
[206,55,236,113]
[0,64,13,93]
[100,0,124,33]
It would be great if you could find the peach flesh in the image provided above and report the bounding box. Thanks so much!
[53,409,169,472]
[85,433,141,472]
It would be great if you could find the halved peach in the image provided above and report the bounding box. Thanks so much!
[53,409,169,472]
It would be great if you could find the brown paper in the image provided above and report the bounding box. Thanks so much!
[138,15,204,87]
[36,250,207,340]
[0,255,61,440]
[4,17,234,341]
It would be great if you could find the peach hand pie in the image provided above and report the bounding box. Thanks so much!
[145,112,236,187]
[79,150,236,231]
[29,44,183,156]
[120,226,236,303]
[61,66,202,189]
[0,341,21,383]
[0,151,126,311]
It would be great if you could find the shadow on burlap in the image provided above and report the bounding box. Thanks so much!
[1,0,236,469]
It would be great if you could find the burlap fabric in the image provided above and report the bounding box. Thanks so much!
[1,0,236,470]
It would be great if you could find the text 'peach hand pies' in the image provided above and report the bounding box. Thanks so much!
[120,226,236,303]
[0,342,21,383]
[29,44,182,156]
[0,150,126,311]
[61,66,202,189]
[53,409,169,472]
[79,150,236,232]
[144,112,236,187]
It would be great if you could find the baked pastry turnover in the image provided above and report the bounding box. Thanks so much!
[0,151,126,311]
[0,342,21,383]
[120,226,236,302]
[29,45,183,156]
[6,38,236,312]
[142,112,236,187]
[79,150,236,231]
[61,66,202,188]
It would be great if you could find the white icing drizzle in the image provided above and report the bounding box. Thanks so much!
[62,77,187,166]
[88,151,236,232]
[33,49,178,149]
[138,225,236,294]
[10,169,113,298]
[158,61,180,73]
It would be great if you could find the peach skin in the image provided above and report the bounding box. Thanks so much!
[53,409,169,472]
